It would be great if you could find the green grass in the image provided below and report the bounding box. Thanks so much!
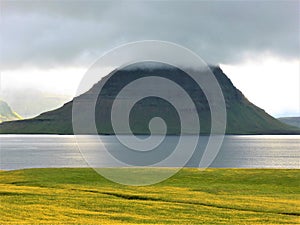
[0,168,299,224]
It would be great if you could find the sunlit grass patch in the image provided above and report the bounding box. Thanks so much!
[1,168,299,224]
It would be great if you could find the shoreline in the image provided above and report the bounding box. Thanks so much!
[1,167,300,172]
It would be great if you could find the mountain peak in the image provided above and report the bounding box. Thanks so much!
[0,100,22,123]
[0,64,299,134]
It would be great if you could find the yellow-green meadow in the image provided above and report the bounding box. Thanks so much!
[1,168,299,224]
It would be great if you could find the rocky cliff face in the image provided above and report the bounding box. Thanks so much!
[0,63,298,134]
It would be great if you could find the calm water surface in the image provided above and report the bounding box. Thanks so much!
[0,135,299,170]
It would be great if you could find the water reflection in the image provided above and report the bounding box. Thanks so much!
[0,135,299,170]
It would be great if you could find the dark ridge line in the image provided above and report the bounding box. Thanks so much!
[79,189,299,217]
[0,191,43,196]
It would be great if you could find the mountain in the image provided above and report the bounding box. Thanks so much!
[278,117,300,128]
[1,89,72,118]
[0,100,22,123]
[0,63,299,134]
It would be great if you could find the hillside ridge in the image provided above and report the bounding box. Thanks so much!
[0,63,299,134]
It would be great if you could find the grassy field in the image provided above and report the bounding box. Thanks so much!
[0,168,299,224]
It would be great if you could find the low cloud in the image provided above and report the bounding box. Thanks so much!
[1,1,299,70]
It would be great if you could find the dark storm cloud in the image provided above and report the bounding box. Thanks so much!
[1,1,299,69]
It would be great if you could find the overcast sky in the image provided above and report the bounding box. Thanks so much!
[0,0,299,117]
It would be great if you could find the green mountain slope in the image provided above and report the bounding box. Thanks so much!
[0,64,298,134]
[278,117,300,128]
[0,100,22,123]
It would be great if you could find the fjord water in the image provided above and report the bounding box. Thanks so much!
[0,135,299,170]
